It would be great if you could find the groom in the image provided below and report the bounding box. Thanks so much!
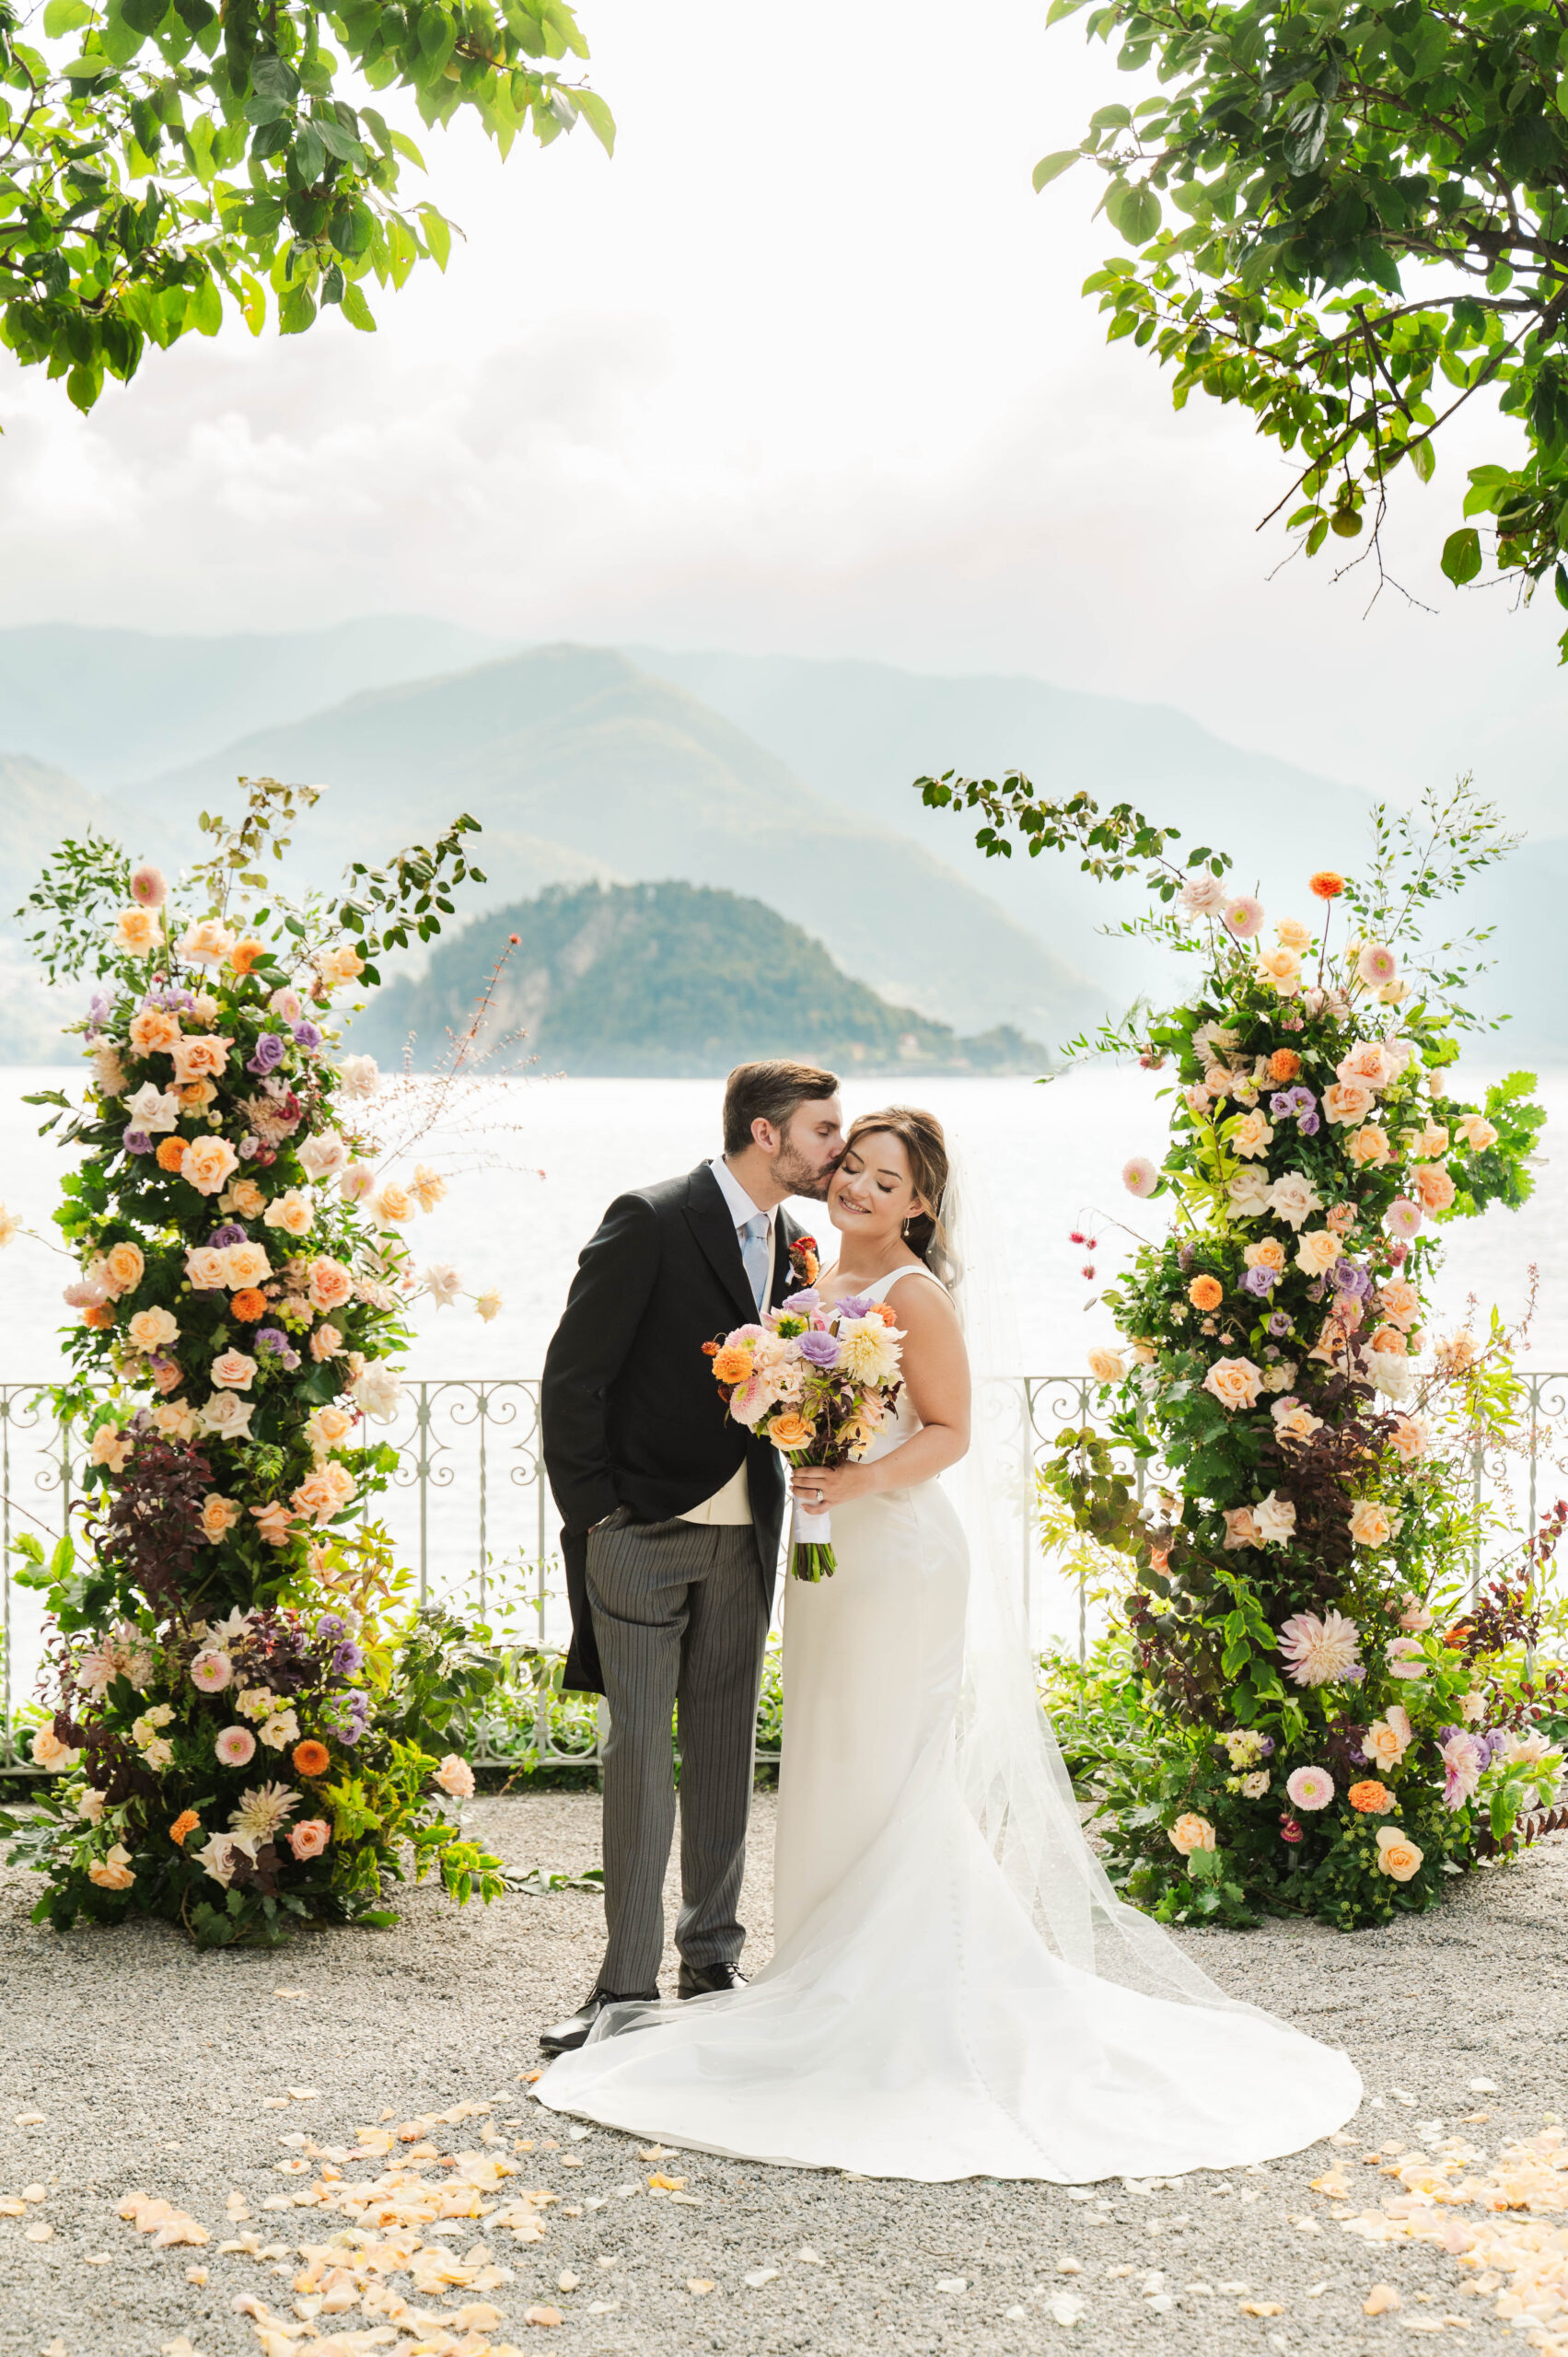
[538,1060,844,2052]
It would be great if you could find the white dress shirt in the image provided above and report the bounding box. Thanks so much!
[679,1156,776,1527]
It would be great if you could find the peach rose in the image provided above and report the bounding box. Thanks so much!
[1434,1329,1479,1374]
[1375,1826,1423,1882]
[1202,1356,1264,1411]
[434,1754,476,1799]
[1323,1080,1376,1126]
[291,1464,356,1525]
[153,1402,199,1440]
[370,1181,413,1225]
[309,1324,344,1362]
[89,1425,132,1473]
[87,1841,136,1890]
[1378,1278,1421,1328]
[1337,1040,1394,1088]
[114,907,158,955]
[102,1241,145,1296]
[1223,1506,1260,1549]
[129,1007,182,1057]
[1086,1345,1126,1382]
[1411,1162,1457,1213]
[210,1350,257,1390]
[1273,1403,1323,1446]
[170,1034,233,1085]
[1243,1238,1286,1273]
[1346,1123,1392,1168]
[199,1493,241,1542]
[306,1404,354,1455]
[288,1817,332,1860]
[1230,1109,1274,1159]
[1363,1707,1412,1771]
[225,1240,273,1288]
[127,1306,180,1352]
[250,1500,294,1546]
[1167,1813,1215,1856]
[185,1245,230,1290]
[1254,945,1302,995]
[183,1135,239,1196]
[1295,1229,1342,1277]
[1457,1113,1499,1152]
[1348,1498,1394,1548]
[410,1163,448,1213]
[32,1725,81,1771]
[1418,1123,1450,1158]
[766,1411,815,1449]
[1389,1416,1430,1463]
[308,1257,354,1313]
[262,1189,315,1238]
[175,919,236,965]
[223,1178,267,1218]
[1275,919,1312,953]
[316,944,366,986]
[1367,1323,1408,1356]
[1325,1202,1358,1234]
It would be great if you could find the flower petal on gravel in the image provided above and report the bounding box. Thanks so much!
[1365,2284,1402,2314]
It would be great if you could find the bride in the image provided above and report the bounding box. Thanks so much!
[536,1107,1362,2179]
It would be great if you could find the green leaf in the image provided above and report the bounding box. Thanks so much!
[340,279,377,331]
[573,86,615,157]
[42,0,92,32]
[1115,184,1161,245]
[1441,526,1482,586]
[1033,148,1082,192]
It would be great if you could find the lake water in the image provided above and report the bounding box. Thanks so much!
[2,1065,1563,1695]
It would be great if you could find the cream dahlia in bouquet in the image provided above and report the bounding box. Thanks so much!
[706,1288,904,1580]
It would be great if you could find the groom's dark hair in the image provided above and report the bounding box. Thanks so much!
[723,1060,840,1155]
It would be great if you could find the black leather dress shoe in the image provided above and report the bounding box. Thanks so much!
[539,1984,659,2055]
[678,1959,748,2001]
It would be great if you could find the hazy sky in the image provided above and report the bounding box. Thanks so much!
[2,0,1564,825]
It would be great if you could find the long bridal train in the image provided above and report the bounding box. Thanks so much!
[537,1265,1361,2181]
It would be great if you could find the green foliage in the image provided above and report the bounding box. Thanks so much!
[0,0,610,415]
[1040,0,1568,651]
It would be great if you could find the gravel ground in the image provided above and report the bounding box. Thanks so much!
[2,1789,1563,2357]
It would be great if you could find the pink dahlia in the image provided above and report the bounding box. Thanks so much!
[190,1649,233,1694]
[1386,1197,1424,1240]
[129,864,168,909]
[1357,941,1398,986]
[1121,1156,1159,1199]
[215,1724,257,1767]
[1285,1764,1334,1812]
[1278,1608,1363,1688]
[1223,896,1265,940]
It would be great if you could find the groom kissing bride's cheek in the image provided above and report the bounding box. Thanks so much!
[539,1060,843,2046]
[534,1062,1365,2184]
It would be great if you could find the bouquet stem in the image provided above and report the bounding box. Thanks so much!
[789,1492,835,1580]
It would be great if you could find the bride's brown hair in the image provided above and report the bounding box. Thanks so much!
[842,1107,956,1283]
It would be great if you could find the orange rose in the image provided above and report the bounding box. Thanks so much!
[168,1809,201,1846]
[1348,1781,1392,1814]
[229,939,266,974]
[766,1411,815,1450]
[1188,1274,1224,1311]
[1267,1049,1302,1084]
[293,1739,331,1777]
[1308,869,1346,899]
[156,1136,188,1172]
[229,1287,268,1322]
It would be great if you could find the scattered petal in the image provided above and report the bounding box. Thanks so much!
[1057,2256,1084,2274]
[587,2299,621,2314]
[556,2271,579,2292]
[1365,2284,1402,2315]
[745,2267,781,2288]
[14,2115,45,2127]
[524,2305,563,2328]
[796,2246,822,2263]
[1048,2292,1087,2326]
[1468,2080,1497,2094]
[1240,2301,1284,2316]
[935,2277,967,2293]
[688,2279,715,2295]
[24,2222,54,2242]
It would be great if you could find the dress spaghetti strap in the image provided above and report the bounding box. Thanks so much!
[872,1262,948,1304]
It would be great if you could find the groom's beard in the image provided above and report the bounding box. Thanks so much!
[772,1150,833,1202]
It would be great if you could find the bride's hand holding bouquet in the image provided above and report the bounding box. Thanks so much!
[705,1286,904,1580]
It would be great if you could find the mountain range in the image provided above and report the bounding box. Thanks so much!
[0,619,1559,1066]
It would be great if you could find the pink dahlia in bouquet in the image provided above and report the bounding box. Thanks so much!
[706,1288,904,1580]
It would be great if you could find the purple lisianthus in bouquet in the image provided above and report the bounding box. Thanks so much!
[706,1293,907,1581]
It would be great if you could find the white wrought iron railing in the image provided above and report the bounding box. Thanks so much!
[2,1374,1564,1771]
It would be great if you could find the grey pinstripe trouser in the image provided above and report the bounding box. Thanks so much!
[586,1510,770,1995]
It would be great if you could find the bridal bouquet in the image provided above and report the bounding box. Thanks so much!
[706,1289,904,1580]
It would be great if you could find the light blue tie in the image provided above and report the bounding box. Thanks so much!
[739,1213,769,1313]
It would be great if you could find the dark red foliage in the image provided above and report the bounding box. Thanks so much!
[87,1436,214,1618]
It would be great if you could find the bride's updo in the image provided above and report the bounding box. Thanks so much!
[842,1107,958,1286]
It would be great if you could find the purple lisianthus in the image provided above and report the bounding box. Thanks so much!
[780,1288,819,1314]
[246,1031,286,1076]
[323,1688,370,1746]
[292,1020,324,1053]
[207,1223,247,1250]
[834,1294,876,1320]
[1330,1259,1371,1297]
[1299,1110,1321,1136]
[254,1327,301,1371]
[315,1614,349,1646]
[1266,1309,1294,1336]
[799,1330,842,1369]
[124,1129,153,1156]
[1242,1265,1279,1297]
[331,1640,364,1678]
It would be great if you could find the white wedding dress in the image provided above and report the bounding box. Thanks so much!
[537,1264,1362,2179]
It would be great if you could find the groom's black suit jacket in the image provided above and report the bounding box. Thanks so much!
[541,1161,806,1693]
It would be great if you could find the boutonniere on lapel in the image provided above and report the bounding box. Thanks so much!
[788,1234,820,1287]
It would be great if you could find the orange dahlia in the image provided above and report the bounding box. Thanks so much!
[1268,1049,1302,1084]
[293,1739,331,1778]
[156,1136,188,1171]
[229,938,266,974]
[168,1809,202,1845]
[712,1345,754,1385]
[229,1287,268,1322]
[1348,1780,1392,1814]
[1308,869,1346,900]
[1188,1274,1224,1311]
